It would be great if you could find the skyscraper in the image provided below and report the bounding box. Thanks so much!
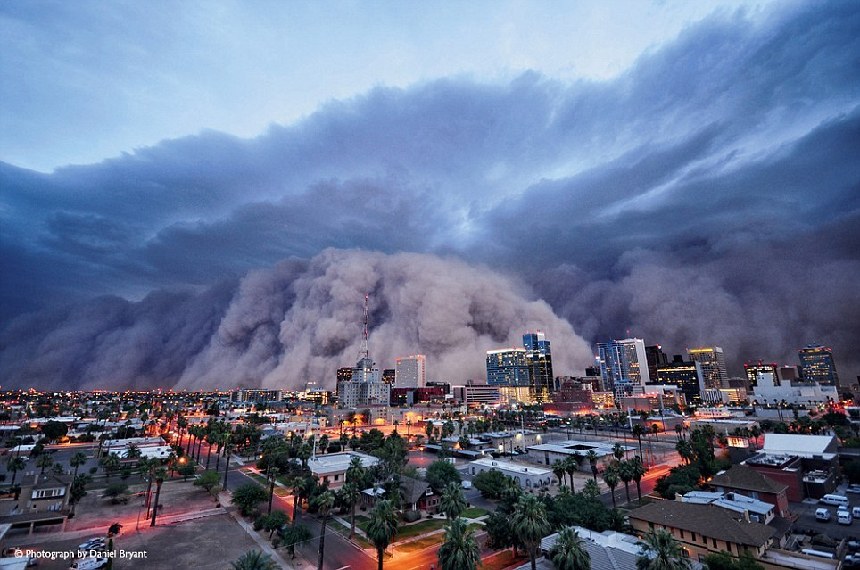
[338,294,390,408]
[744,360,778,389]
[645,345,669,385]
[523,332,554,403]
[486,349,529,386]
[687,346,728,390]
[655,355,704,404]
[394,354,426,388]
[798,344,840,386]
[597,338,650,398]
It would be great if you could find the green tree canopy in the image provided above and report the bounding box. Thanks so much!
[426,459,461,492]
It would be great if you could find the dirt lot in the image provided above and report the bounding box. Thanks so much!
[10,513,261,569]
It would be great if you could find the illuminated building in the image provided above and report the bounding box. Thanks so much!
[654,355,704,403]
[744,361,779,388]
[523,332,553,403]
[798,344,840,386]
[337,295,390,408]
[394,354,426,388]
[382,368,396,385]
[597,338,650,399]
[486,348,529,387]
[645,345,668,386]
[688,346,728,390]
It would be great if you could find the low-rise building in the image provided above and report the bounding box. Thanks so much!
[709,465,791,518]
[681,491,775,524]
[526,440,633,470]
[466,457,553,490]
[628,501,777,563]
[306,451,379,490]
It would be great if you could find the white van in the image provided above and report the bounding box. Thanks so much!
[815,508,831,522]
[852,506,860,518]
[838,510,853,525]
[819,494,850,508]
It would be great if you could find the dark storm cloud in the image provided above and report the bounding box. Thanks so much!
[1,2,859,387]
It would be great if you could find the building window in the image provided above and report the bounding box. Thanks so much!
[334,474,340,481]
[680,529,684,540]
[691,533,697,542]
[712,539,717,548]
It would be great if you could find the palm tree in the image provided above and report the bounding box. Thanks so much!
[617,460,633,505]
[674,440,693,465]
[230,550,277,570]
[6,456,25,486]
[366,499,398,570]
[631,457,647,502]
[438,517,481,570]
[552,461,566,486]
[612,442,625,461]
[564,455,581,492]
[340,480,361,538]
[632,424,645,459]
[550,527,590,570]
[511,494,550,570]
[603,465,619,509]
[636,529,691,570]
[267,467,280,515]
[70,451,88,479]
[315,490,336,570]
[102,453,121,479]
[149,467,167,527]
[674,424,683,441]
[440,482,467,520]
[586,450,599,482]
[37,453,54,475]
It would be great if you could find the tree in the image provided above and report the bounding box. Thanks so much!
[314,490,336,570]
[230,550,277,570]
[37,453,54,475]
[340,481,362,538]
[440,482,466,520]
[426,459,461,492]
[41,420,68,443]
[278,524,311,560]
[267,467,280,515]
[618,460,633,504]
[586,450,599,482]
[473,469,514,499]
[149,467,167,526]
[366,499,398,570]
[233,482,268,517]
[104,482,129,504]
[632,425,646,459]
[194,470,221,495]
[636,529,691,570]
[564,455,582,492]
[102,453,121,479]
[675,440,694,465]
[69,474,90,516]
[631,457,647,502]
[511,494,550,570]
[550,527,590,570]
[70,451,88,479]
[6,456,25,486]
[262,510,288,538]
[552,461,566,486]
[438,517,481,570]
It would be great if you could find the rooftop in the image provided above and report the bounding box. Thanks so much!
[710,465,788,495]
[306,451,379,475]
[629,501,776,547]
[469,457,552,475]
[762,434,837,459]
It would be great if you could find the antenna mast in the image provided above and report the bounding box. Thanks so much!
[359,293,370,360]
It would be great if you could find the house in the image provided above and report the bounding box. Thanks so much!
[399,476,440,514]
[628,501,777,563]
[306,451,379,490]
[681,491,775,524]
[709,465,791,519]
[526,440,632,471]
[740,434,840,499]
[0,474,71,535]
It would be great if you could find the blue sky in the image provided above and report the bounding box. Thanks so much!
[1,1,858,390]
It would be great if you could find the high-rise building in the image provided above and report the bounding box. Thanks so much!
[798,345,840,386]
[523,332,554,403]
[687,347,728,390]
[394,355,426,388]
[382,368,396,385]
[338,294,390,408]
[597,338,650,398]
[645,345,669,386]
[486,349,530,386]
[744,361,779,388]
[654,355,704,404]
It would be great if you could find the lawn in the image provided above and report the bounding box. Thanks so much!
[461,506,488,518]
[395,517,447,540]
[329,518,373,549]
[397,533,444,553]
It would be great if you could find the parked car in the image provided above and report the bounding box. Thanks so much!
[838,509,853,525]
[848,484,860,494]
[815,508,831,522]
[77,538,105,551]
[69,557,108,570]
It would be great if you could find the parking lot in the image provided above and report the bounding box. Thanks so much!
[790,483,860,541]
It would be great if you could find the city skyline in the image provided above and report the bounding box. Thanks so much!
[1,2,858,390]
